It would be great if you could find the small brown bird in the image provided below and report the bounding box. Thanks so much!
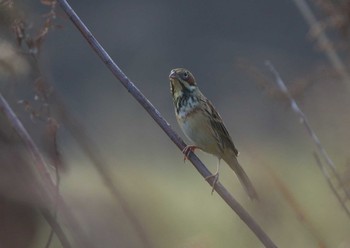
[169,68,258,199]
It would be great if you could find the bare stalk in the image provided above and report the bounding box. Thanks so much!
[266,61,350,218]
[0,92,93,248]
[41,209,72,248]
[55,0,278,247]
[313,152,350,218]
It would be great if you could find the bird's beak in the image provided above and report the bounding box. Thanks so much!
[169,70,177,79]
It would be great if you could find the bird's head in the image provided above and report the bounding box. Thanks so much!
[169,68,197,98]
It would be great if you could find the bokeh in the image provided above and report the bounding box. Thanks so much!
[1,0,350,247]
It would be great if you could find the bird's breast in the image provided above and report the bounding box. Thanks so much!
[176,106,222,157]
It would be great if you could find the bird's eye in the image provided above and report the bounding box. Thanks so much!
[183,72,189,79]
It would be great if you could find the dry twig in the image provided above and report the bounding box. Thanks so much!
[266,61,350,219]
[313,152,350,217]
[0,92,93,248]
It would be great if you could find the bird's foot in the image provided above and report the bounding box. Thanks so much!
[182,145,197,162]
[205,172,219,195]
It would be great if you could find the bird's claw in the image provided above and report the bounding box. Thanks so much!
[205,173,219,195]
[182,145,197,162]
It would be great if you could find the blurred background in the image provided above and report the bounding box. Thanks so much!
[1,0,350,247]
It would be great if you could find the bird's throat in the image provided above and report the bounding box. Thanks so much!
[174,90,200,118]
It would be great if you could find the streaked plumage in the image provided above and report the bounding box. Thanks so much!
[169,68,258,199]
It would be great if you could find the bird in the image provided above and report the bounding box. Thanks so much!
[169,68,258,199]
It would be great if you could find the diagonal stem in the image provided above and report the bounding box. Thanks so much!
[55,1,278,247]
[313,152,350,218]
[266,61,350,218]
[0,92,93,248]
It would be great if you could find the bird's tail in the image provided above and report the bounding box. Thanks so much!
[223,154,258,200]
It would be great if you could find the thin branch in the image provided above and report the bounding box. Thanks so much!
[44,118,62,248]
[0,92,93,248]
[41,209,72,248]
[266,61,350,218]
[313,152,350,218]
[292,0,350,91]
[44,228,55,248]
[56,1,278,247]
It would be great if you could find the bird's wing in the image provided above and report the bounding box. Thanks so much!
[201,97,239,156]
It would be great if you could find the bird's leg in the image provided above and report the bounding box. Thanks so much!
[205,159,221,194]
[182,145,197,162]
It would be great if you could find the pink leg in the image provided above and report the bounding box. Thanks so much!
[205,159,221,194]
[182,145,197,162]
